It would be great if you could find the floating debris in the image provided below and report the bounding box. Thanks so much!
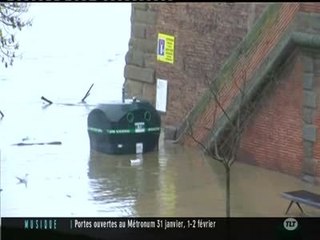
[81,83,94,103]
[41,83,95,106]
[130,158,142,165]
[41,96,53,105]
[22,137,30,141]
[0,110,4,119]
[12,141,62,146]
[130,154,143,166]
[16,174,28,188]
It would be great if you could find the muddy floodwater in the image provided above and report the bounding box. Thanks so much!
[1,103,319,217]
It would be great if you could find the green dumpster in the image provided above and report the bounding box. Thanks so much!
[87,100,161,154]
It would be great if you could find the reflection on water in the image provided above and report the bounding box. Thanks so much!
[1,107,320,217]
[87,140,223,217]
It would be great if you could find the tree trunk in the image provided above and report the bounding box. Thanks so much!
[226,165,231,217]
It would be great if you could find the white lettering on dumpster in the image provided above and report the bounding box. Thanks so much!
[135,122,145,133]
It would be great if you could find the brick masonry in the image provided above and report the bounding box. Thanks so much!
[183,3,320,181]
[238,52,304,177]
[153,3,268,128]
[238,51,320,183]
[124,3,320,181]
[124,3,268,124]
[183,3,301,147]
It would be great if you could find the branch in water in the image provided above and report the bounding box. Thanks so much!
[81,83,94,103]
[41,96,53,105]
[12,141,62,146]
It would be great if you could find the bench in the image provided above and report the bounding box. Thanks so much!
[281,190,320,214]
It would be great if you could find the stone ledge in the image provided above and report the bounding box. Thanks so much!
[124,65,155,84]
[131,23,147,39]
[142,83,156,104]
[303,107,315,124]
[134,9,157,25]
[133,3,149,11]
[303,124,317,142]
[303,141,314,158]
[129,38,157,53]
[302,55,314,73]
[164,125,177,140]
[125,49,145,67]
[123,79,144,98]
[303,90,317,109]
[303,73,314,90]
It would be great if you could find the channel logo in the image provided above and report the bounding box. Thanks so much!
[283,218,298,231]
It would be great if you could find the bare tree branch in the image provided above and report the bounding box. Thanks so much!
[186,118,225,163]
[0,3,32,67]
[185,64,252,217]
[205,75,236,129]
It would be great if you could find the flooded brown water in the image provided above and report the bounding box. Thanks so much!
[1,103,319,218]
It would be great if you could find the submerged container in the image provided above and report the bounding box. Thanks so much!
[87,99,161,154]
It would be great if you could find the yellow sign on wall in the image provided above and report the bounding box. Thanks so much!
[157,33,175,64]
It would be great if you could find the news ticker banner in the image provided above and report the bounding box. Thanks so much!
[1,217,320,240]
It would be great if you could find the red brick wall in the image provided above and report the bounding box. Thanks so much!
[239,53,303,176]
[148,3,268,127]
[141,3,320,178]
[183,3,300,146]
[300,3,320,13]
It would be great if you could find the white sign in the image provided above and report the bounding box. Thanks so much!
[136,143,143,154]
[156,79,168,112]
[135,122,145,133]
